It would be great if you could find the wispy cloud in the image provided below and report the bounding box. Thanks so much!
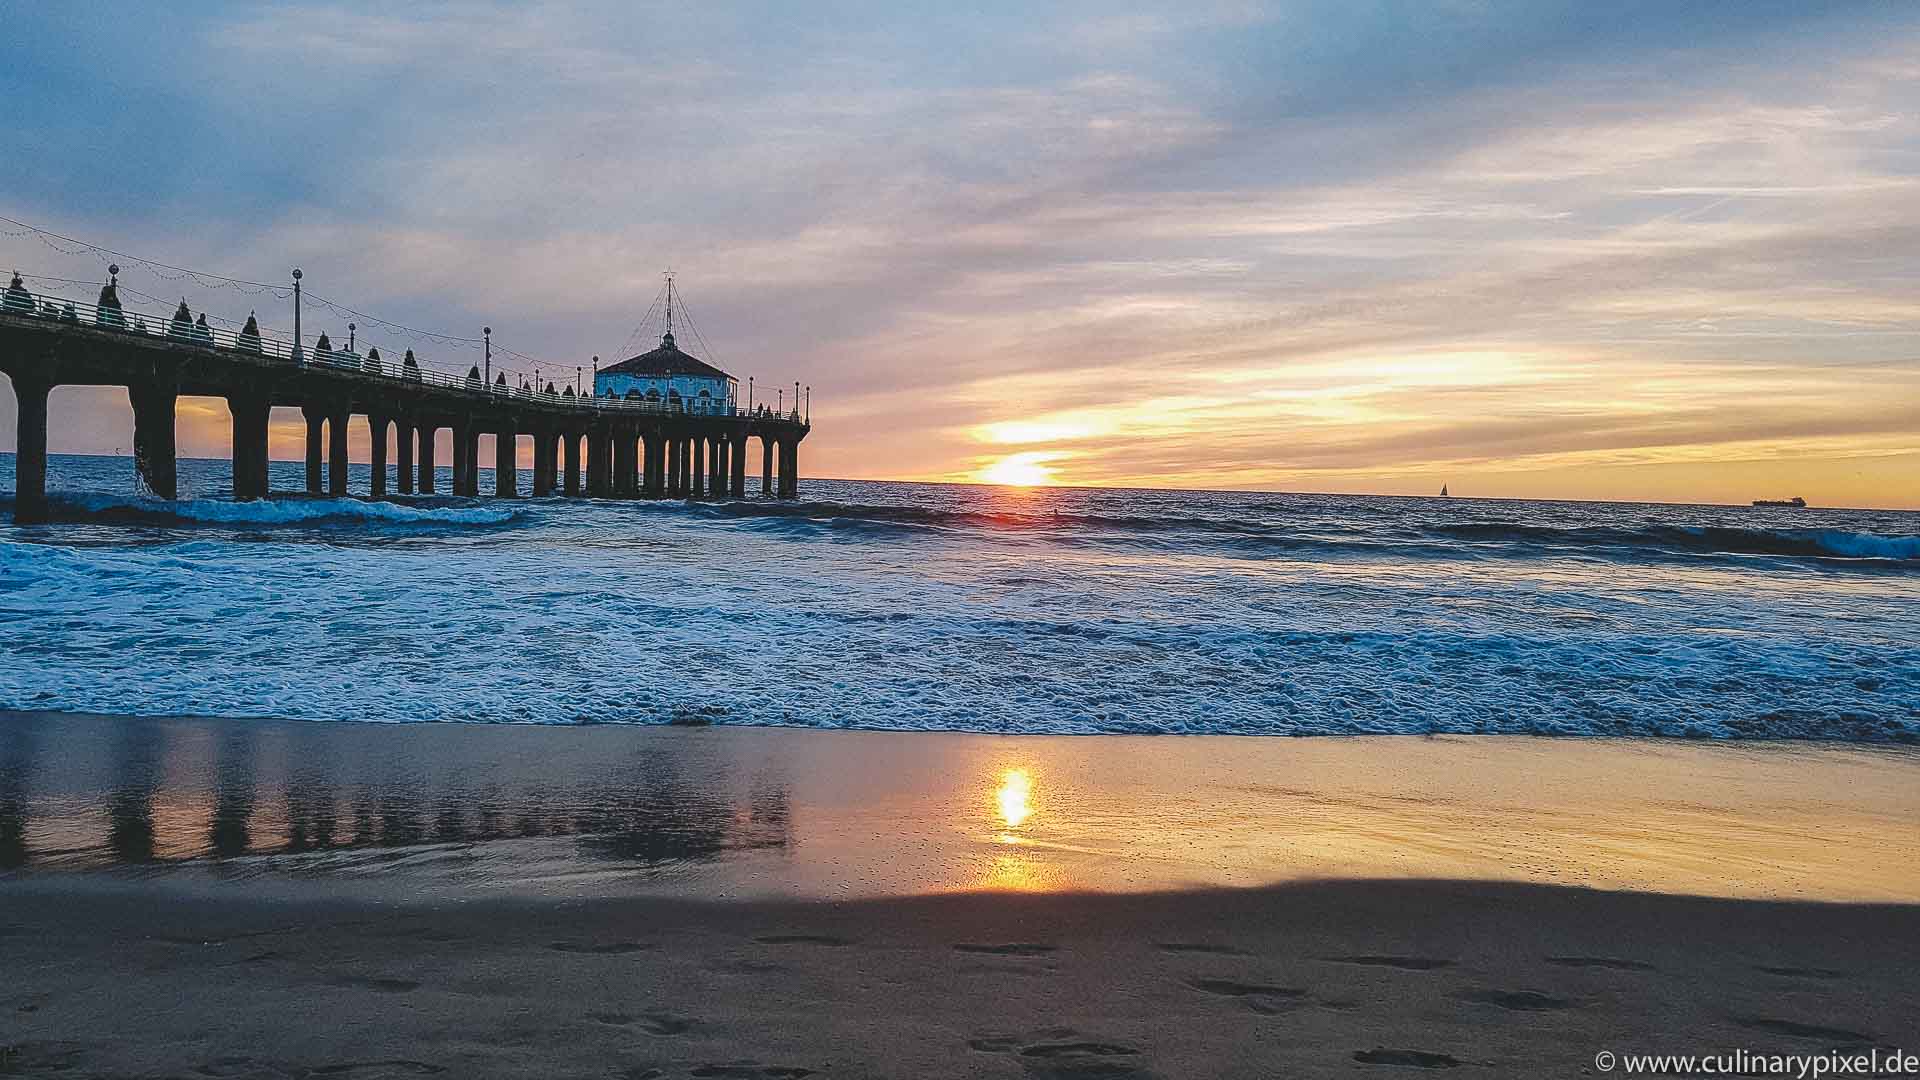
[2,3,1917,505]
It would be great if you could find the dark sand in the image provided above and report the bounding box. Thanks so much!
[4,877,1916,1078]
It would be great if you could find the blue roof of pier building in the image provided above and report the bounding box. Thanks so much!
[598,332,732,384]
[594,331,737,413]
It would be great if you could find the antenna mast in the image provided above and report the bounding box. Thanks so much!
[664,270,674,339]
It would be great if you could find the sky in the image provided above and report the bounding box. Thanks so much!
[2,2,1917,507]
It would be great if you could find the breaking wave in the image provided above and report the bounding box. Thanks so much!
[19,492,526,529]
[697,499,1920,567]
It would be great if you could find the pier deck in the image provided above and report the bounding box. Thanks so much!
[0,292,809,522]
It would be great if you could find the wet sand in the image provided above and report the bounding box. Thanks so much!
[4,713,1919,1076]
[5,713,1919,900]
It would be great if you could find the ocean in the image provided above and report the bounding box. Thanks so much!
[2,453,1916,742]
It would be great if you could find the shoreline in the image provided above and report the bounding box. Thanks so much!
[8,706,1920,745]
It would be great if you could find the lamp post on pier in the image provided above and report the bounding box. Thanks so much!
[483,327,492,387]
[291,268,303,362]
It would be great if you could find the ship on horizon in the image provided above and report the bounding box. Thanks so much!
[1752,496,1808,508]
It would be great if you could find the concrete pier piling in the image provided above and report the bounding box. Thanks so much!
[562,432,581,497]
[396,420,416,495]
[12,376,51,522]
[129,382,177,499]
[228,393,270,501]
[417,425,437,494]
[368,414,389,497]
[303,407,324,494]
[1,302,809,521]
[495,424,516,497]
[327,408,349,496]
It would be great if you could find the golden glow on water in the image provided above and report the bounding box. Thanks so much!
[996,768,1034,830]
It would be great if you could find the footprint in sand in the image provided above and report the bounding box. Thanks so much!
[969,1031,1154,1079]
[1154,942,1247,956]
[953,942,1058,956]
[303,1061,446,1076]
[589,1011,695,1036]
[1755,965,1847,980]
[1456,989,1574,1012]
[688,1064,814,1079]
[330,976,421,994]
[194,1056,284,1078]
[1327,955,1454,971]
[1735,1017,1873,1044]
[549,941,652,955]
[754,934,855,947]
[1184,978,1308,1015]
[1547,956,1657,972]
[1353,1048,1464,1069]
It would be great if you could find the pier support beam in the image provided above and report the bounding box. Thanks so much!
[762,437,774,497]
[417,425,437,495]
[495,425,517,497]
[531,429,552,497]
[691,437,707,500]
[613,431,635,497]
[452,423,473,496]
[130,383,178,500]
[11,376,51,523]
[642,433,663,498]
[779,438,798,499]
[396,421,415,495]
[730,434,747,498]
[303,407,324,494]
[707,437,724,498]
[327,409,349,496]
[563,431,581,496]
[228,393,271,501]
[585,426,606,497]
[368,414,389,497]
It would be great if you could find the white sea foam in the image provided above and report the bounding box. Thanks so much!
[1792,529,1920,560]
[53,492,522,526]
[2,460,1916,741]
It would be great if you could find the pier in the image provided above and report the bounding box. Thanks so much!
[0,273,809,523]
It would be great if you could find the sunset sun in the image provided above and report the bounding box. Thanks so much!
[979,452,1060,487]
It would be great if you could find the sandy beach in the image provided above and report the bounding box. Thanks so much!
[4,714,1919,1076]
[5,876,1917,1078]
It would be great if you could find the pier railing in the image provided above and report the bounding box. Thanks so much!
[1,279,805,423]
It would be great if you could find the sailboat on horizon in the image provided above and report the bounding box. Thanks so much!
[1440,484,1449,497]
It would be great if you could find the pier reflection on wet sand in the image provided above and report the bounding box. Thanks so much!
[0,713,792,880]
[3,711,1918,902]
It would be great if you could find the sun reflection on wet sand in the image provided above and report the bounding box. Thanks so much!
[996,768,1033,832]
